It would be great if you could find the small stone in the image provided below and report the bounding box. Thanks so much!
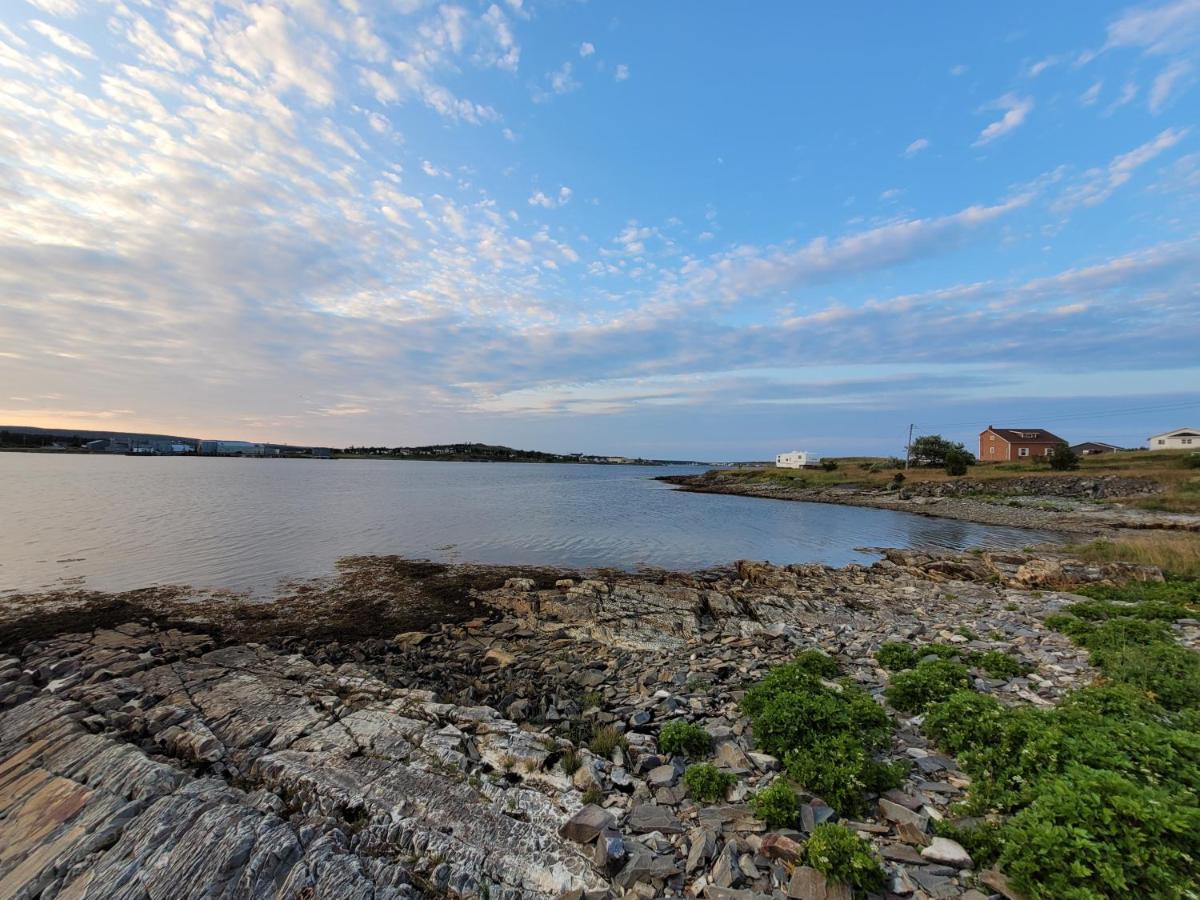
[626,803,684,834]
[920,836,973,868]
[878,798,929,829]
[787,865,850,900]
[759,832,803,863]
[504,577,536,591]
[559,804,614,844]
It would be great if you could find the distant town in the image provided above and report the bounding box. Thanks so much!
[0,426,708,466]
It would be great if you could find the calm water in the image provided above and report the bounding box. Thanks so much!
[0,455,1058,595]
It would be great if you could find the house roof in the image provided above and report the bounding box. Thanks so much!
[1150,427,1200,439]
[1071,441,1123,450]
[983,426,1066,443]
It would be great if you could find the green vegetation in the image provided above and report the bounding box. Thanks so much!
[802,823,886,894]
[884,659,972,712]
[682,763,736,802]
[975,650,1033,679]
[558,747,581,775]
[742,657,896,814]
[909,434,976,469]
[1063,534,1200,578]
[877,641,1030,680]
[1048,443,1080,471]
[920,575,1200,898]
[750,779,801,829]
[588,724,628,758]
[657,720,711,758]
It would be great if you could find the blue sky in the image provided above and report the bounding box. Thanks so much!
[1,0,1198,458]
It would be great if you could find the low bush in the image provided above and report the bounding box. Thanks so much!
[657,720,711,758]
[741,659,894,814]
[802,823,886,894]
[682,763,736,802]
[1000,765,1200,899]
[875,642,917,671]
[884,659,972,712]
[750,779,800,829]
[921,575,1200,899]
[975,650,1031,679]
[932,819,1005,869]
[785,733,905,816]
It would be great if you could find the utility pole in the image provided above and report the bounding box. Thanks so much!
[905,423,914,470]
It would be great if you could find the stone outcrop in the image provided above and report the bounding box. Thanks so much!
[0,550,1147,898]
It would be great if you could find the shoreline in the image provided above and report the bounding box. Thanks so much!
[656,471,1200,535]
[0,547,1187,898]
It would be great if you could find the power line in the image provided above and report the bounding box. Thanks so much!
[913,398,1200,433]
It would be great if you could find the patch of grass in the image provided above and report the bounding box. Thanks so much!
[581,786,604,806]
[657,720,711,759]
[876,641,969,672]
[803,823,886,894]
[588,724,628,758]
[750,779,800,829]
[884,659,972,712]
[1064,534,1200,577]
[559,748,581,775]
[682,763,736,802]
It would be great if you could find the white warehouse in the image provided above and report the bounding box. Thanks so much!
[1149,427,1200,451]
[775,450,821,469]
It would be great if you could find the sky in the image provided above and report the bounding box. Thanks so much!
[1,1,1198,459]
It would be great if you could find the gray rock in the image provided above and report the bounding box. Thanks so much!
[560,804,614,844]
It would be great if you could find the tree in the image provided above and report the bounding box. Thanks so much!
[944,448,971,476]
[1047,444,1080,471]
[909,434,975,468]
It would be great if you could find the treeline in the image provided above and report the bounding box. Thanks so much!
[0,429,87,448]
[340,442,580,463]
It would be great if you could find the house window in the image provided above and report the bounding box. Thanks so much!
[1018,448,1029,457]
[989,434,995,441]
[1045,447,1052,455]
[1158,439,1166,445]
[989,446,995,455]
[1184,438,1194,445]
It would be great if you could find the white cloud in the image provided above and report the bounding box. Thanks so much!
[949,64,968,76]
[24,0,80,15]
[974,94,1033,146]
[614,63,629,81]
[550,61,579,94]
[1080,80,1103,106]
[580,41,595,57]
[1055,127,1189,210]
[29,19,93,58]
[1103,0,1200,56]
[904,137,930,157]
[528,186,572,208]
[1149,59,1193,111]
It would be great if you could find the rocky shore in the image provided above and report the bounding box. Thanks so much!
[658,471,1200,534]
[0,550,1187,899]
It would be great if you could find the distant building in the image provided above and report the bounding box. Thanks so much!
[1070,441,1124,455]
[199,440,267,456]
[775,451,821,469]
[979,427,1066,461]
[311,447,333,459]
[1149,427,1200,451]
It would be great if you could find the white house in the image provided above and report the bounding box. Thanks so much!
[775,450,820,469]
[1149,427,1200,451]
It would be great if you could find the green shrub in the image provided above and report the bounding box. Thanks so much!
[791,649,841,678]
[682,763,736,803]
[803,823,886,893]
[750,779,800,829]
[1000,766,1200,899]
[884,660,972,712]
[1047,444,1080,471]
[657,720,711,758]
[924,691,1009,756]
[876,642,918,670]
[932,819,1005,869]
[1090,641,1200,711]
[1073,577,1199,607]
[784,733,905,815]
[742,660,894,814]
[748,683,890,759]
[975,650,1031,679]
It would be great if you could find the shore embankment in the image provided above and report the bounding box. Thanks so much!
[1,547,1194,898]
[658,470,1200,535]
